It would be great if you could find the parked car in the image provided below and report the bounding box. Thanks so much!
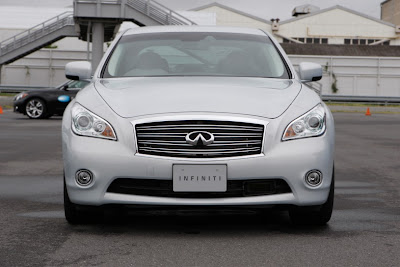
[13,80,89,119]
[62,26,335,225]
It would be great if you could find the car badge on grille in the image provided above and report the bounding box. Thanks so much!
[185,131,214,146]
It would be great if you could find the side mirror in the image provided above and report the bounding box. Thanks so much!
[65,61,92,81]
[299,62,322,82]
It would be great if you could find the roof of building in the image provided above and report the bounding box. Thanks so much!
[190,2,395,28]
[281,5,395,27]
[281,43,400,57]
[190,2,271,25]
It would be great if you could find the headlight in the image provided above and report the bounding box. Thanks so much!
[15,92,28,101]
[282,104,326,141]
[71,103,117,141]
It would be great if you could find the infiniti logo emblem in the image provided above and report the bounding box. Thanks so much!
[185,131,215,146]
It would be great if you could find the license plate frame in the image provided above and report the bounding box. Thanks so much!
[173,164,227,192]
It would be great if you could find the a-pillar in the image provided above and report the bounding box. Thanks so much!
[91,22,104,73]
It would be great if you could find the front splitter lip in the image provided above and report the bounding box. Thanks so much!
[102,192,297,206]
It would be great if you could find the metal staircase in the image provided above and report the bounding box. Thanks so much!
[0,0,196,66]
[0,12,77,65]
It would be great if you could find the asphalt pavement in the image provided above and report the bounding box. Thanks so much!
[0,110,399,267]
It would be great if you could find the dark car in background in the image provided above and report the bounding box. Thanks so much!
[13,80,89,119]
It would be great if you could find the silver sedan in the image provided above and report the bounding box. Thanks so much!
[62,26,335,225]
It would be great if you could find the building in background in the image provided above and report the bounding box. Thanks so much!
[381,0,400,26]
[191,2,400,46]
[278,5,400,46]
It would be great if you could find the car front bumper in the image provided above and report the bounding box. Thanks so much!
[13,101,25,114]
[63,113,334,208]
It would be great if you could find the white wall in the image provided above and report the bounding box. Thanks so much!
[289,55,400,96]
[1,50,89,87]
[2,49,400,97]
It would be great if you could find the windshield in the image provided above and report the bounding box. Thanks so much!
[102,32,290,79]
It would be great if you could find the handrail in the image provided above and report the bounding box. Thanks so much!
[0,11,73,49]
[73,0,196,25]
[143,0,197,25]
[126,0,196,25]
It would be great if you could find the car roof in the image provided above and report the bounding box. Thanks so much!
[123,26,267,37]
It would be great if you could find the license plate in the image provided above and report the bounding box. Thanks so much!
[173,165,227,192]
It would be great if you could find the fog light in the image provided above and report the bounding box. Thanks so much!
[75,170,93,186]
[305,170,322,187]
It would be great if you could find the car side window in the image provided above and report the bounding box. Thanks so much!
[67,81,89,90]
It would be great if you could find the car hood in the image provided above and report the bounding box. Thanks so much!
[94,77,302,119]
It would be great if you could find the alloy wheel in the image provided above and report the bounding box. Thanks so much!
[26,99,44,118]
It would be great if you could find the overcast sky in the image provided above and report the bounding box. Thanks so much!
[0,0,386,21]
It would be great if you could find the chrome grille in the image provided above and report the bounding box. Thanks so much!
[135,120,264,158]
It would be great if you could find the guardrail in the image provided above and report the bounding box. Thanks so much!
[321,95,400,104]
[0,85,53,94]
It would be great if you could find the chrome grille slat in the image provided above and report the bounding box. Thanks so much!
[136,128,263,132]
[138,140,261,144]
[140,147,261,153]
[135,120,264,158]
[138,141,192,147]
[140,147,261,155]
[138,140,262,146]
[137,132,263,136]
[212,140,262,144]
[136,124,263,130]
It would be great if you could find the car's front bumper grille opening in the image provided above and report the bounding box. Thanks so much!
[135,120,264,158]
[107,178,292,198]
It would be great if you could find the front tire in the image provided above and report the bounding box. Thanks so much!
[64,180,100,224]
[289,169,335,226]
[64,181,83,224]
[25,98,49,119]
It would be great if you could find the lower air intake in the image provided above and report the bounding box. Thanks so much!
[107,178,291,198]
